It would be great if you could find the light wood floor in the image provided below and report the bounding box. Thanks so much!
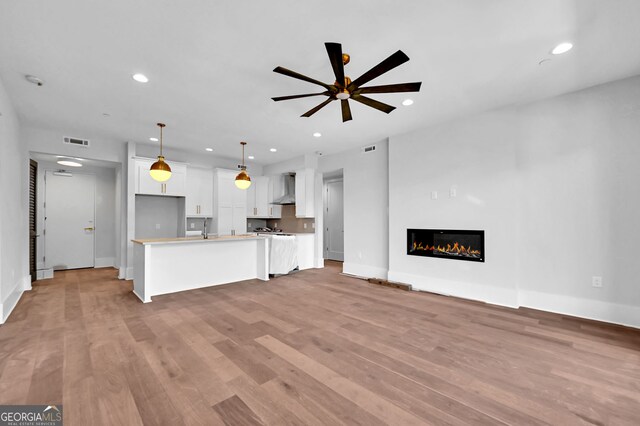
[1,262,639,425]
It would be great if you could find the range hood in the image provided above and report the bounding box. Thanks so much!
[272,173,296,205]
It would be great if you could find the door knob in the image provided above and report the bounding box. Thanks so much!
[84,227,95,231]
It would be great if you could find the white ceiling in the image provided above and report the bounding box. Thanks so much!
[2,0,640,165]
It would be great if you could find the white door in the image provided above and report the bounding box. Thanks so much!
[45,171,95,270]
[325,180,344,261]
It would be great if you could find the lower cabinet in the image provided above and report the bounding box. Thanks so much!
[296,234,315,270]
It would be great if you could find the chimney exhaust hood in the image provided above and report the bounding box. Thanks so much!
[272,173,296,205]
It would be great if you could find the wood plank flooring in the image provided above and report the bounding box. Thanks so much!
[1,262,639,425]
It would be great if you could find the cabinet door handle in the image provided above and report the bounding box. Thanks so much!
[270,207,272,216]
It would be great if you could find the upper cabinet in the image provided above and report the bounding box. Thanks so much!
[135,158,186,196]
[268,175,283,219]
[247,176,270,218]
[186,167,213,217]
[213,169,247,236]
[295,168,315,218]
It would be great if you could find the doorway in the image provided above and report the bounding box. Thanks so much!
[44,171,96,270]
[324,176,344,261]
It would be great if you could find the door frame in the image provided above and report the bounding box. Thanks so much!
[323,177,344,261]
[44,169,97,270]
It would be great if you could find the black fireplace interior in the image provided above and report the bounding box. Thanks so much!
[407,229,484,262]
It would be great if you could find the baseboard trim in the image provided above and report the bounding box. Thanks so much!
[95,257,115,268]
[132,290,150,303]
[388,270,519,308]
[125,266,134,280]
[343,263,388,280]
[0,275,30,324]
[519,290,640,329]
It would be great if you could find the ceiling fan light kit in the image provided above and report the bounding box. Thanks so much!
[149,123,172,182]
[272,42,422,122]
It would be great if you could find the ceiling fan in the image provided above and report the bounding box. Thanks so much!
[272,42,422,122]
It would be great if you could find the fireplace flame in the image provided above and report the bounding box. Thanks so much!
[412,241,481,257]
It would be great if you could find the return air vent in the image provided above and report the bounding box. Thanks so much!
[63,136,90,147]
[362,145,376,153]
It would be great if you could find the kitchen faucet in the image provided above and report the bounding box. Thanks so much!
[202,218,208,239]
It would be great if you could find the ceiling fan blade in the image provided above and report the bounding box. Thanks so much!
[273,66,332,90]
[301,98,335,117]
[351,94,396,114]
[354,82,422,95]
[325,42,345,87]
[348,50,410,90]
[272,92,329,102]
[341,99,352,122]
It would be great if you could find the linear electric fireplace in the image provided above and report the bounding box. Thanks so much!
[407,229,484,262]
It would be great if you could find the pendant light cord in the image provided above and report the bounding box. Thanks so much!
[157,123,166,157]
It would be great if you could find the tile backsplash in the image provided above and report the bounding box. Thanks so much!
[267,205,315,233]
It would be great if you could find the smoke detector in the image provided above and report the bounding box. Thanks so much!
[25,75,44,86]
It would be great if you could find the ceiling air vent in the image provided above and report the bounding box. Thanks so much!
[362,145,376,153]
[63,136,90,147]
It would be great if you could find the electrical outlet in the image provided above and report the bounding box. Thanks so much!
[592,276,603,287]
[431,191,438,200]
[247,222,251,228]
[450,186,457,198]
[274,222,278,228]
[312,223,315,229]
[190,223,195,229]
[155,223,161,230]
[303,223,307,229]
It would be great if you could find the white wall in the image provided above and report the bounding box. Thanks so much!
[389,75,640,327]
[0,76,30,323]
[35,161,118,269]
[318,140,389,279]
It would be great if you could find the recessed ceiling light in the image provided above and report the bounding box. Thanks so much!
[149,137,158,142]
[132,73,149,83]
[402,99,414,106]
[270,148,277,152]
[57,160,82,167]
[248,155,255,160]
[313,132,322,138]
[205,148,213,152]
[551,42,573,55]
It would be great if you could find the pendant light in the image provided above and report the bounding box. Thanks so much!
[149,123,172,182]
[235,142,251,190]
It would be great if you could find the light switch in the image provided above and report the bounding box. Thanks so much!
[303,223,307,229]
[190,223,195,229]
[312,223,315,229]
[155,224,161,230]
[431,191,438,200]
[450,186,457,198]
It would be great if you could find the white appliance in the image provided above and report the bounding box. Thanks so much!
[266,234,298,275]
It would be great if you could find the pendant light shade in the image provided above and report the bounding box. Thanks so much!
[235,142,251,189]
[150,123,172,182]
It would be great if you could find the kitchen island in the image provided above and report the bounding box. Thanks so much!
[132,235,269,302]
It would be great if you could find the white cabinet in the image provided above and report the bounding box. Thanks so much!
[247,176,270,218]
[296,234,315,270]
[213,169,247,236]
[295,168,315,218]
[135,158,186,196]
[186,167,213,217]
[268,175,283,219]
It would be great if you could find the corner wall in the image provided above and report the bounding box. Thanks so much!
[0,75,30,324]
[389,75,640,327]
[319,140,389,279]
